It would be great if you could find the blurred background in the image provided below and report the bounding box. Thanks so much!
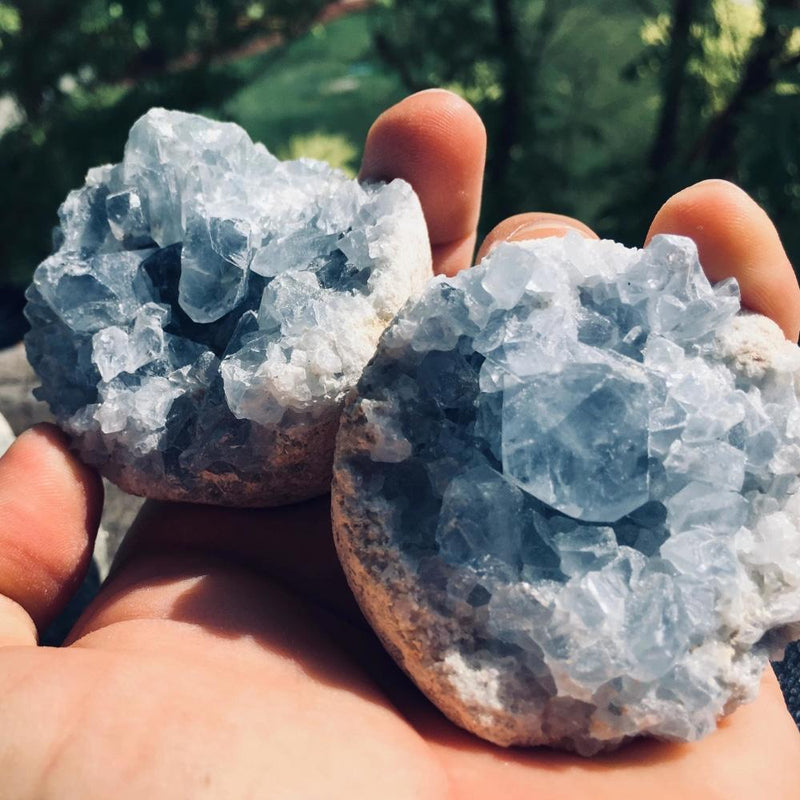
[0,0,798,337]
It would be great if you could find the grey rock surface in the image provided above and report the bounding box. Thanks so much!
[26,109,431,507]
[0,341,51,432]
[0,408,13,456]
[333,234,800,755]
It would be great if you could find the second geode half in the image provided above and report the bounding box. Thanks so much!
[333,234,800,755]
[25,109,431,505]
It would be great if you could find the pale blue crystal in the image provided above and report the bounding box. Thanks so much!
[336,233,800,754]
[552,524,617,576]
[26,108,430,504]
[502,359,651,522]
[436,465,524,565]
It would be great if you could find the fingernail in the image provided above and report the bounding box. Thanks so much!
[506,220,593,243]
[483,221,591,260]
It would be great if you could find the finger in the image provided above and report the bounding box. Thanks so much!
[476,212,599,263]
[646,179,800,341]
[360,89,487,277]
[0,425,102,645]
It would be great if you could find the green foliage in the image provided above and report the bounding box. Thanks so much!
[0,0,333,284]
[619,0,800,260]
[220,13,404,162]
[0,1,329,121]
[277,132,358,175]
[1,1,798,288]
[372,1,662,229]
[374,0,800,269]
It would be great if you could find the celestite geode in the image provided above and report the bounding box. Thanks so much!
[333,233,800,754]
[25,109,431,505]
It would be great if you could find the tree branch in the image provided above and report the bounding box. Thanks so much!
[778,50,800,71]
[687,0,799,171]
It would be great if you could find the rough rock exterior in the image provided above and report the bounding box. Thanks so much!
[25,109,431,505]
[333,234,800,755]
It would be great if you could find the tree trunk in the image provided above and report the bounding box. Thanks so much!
[648,0,699,172]
[490,0,560,210]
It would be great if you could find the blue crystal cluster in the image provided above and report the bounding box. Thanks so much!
[333,234,800,753]
[25,109,430,504]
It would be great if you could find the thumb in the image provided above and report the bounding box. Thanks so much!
[0,425,102,646]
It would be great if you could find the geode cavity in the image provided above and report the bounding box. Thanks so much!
[25,109,431,505]
[333,234,800,754]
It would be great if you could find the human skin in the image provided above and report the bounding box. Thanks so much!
[1,90,800,799]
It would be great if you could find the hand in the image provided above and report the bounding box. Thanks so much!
[1,90,799,800]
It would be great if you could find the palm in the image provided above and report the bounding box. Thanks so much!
[2,499,798,799]
[1,91,800,799]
